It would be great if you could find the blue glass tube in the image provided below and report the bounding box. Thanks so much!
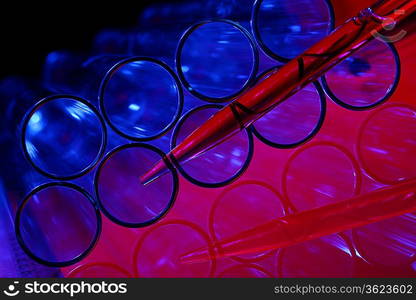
[176,19,259,102]
[321,39,400,110]
[21,95,106,180]
[93,1,256,64]
[15,182,101,267]
[0,179,61,277]
[99,57,183,141]
[94,143,178,227]
[130,0,256,64]
[43,52,183,141]
[252,67,326,148]
[0,77,102,267]
[170,104,254,188]
[252,0,334,62]
[0,79,59,276]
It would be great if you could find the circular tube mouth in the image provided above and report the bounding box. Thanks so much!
[251,67,326,148]
[132,220,216,278]
[321,39,401,111]
[176,19,259,103]
[15,182,102,267]
[356,104,416,185]
[282,141,362,213]
[94,143,179,228]
[208,180,288,263]
[99,56,184,141]
[21,95,107,181]
[170,104,254,188]
[251,0,335,62]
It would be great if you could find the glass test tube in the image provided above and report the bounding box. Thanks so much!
[252,0,334,62]
[209,180,287,262]
[43,51,183,142]
[94,143,179,227]
[133,220,216,277]
[15,182,101,267]
[43,50,183,229]
[170,104,254,188]
[21,95,106,180]
[357,104,416,185]
[137,0,278,76]
[252,67,326,148]
[136,0,256,59]
[282,141,362,212]
[322,39,400,110]
[176,19,259,102]
[0,178,59,277]
[93,0,256,62]
[0,77,102,267]
[353,104,416,268]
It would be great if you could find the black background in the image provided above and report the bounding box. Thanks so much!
[0,1,178,79]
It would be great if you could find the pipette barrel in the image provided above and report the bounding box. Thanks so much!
[181,178,416,263]
[141,0,416,185]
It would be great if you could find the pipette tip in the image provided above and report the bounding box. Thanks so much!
[139,159,170,185]
[140,174,159,186]
[179,248,212,264]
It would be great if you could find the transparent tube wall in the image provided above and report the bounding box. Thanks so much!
[176,20,258,102]
[22,96,106,180]
[171,105,253,187]
[252,0,334,61]
[322,39,400,110]
[0,78,102,267]
[95,143,178,227]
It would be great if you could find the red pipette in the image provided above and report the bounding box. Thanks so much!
[180,178,416,263]
[140,0,416,185]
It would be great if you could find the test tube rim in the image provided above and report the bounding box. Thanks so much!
[251,0,336,63]
[14,181,102,267]
[132,219,217,278]
[170,104,255,188]
[208,179,290,263]
[94,142,179,228]
[99,56,184,142]
[175,18,260,103]
[21,94,108,181]
[251,67,327,149]
[321,40,401,111]
[281,141,363,214]
[356,103,416,185]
